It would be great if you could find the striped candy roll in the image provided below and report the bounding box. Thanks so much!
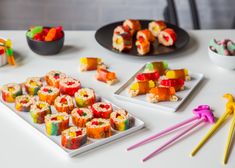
[123,19,141,36]
[15,95,35,112]
[74,88,96,107]
[86,118,111,139]
[61,126,87,150]
[80,57,106,71]
[136,29,155,42]
[110,109,130,131]
[91,102,112,119]
[24,77,43,95]
[148,20,167,37]
[1,83,22,103]
[96,68,117,85]
[45,70,66,88]
[38,86,60,105]
[59,77,81,96]
[136,39,150,55]
[45,112,69,136]
[158,28,177,46]
[54,95,74,114]
[30,101,51,124]
[112,33,132,52]
[71,108,93,127]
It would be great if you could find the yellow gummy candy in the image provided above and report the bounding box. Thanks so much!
[130,82,139,90]
[5,39,12,48]
[148,80,155,88]
[39,103,46,109]
[116,37,123,45]
[80,58,88,64]
[184,69,188,76]
[117,115,124,119]
[8,87,15,92]
[69,132,76,138]
[57,116,64,121]
[30,80,37,86]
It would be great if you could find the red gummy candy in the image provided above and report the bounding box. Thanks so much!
[0,49,4,55]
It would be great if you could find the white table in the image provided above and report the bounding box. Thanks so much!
[0,30,235,168]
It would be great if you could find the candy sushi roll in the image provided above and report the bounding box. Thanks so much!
[113,25,130,35]
[158,28,177,46]
[112,33,132,52]
[24,77,43,95]
[96,68,117,85]
[1,83,22,103]
[15,95,35,112]
[136,39,150,55]
[165,69,191,81]
[45,70,66,88]
[144,61,168,75]
[74,88,96,107]
[86,118,111,139]
[80,57,106,71]
[110,109,131,131]
[147,87,178,103]
[38,86,60,105]
[123,19,141,36]
[148,20,167,37]
[160,79,184,91]
[91,102,112,119]
[30,101,51,124]
[54,95,74,114]
[135,72,160,82]
[61,127,87,150]
[128,80,155,97]
[59,77,81,96]
[45,112,69,136]
[136,29,155,42]
[71,108,93,127]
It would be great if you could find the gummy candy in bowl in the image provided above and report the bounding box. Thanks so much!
[26,26,64,55]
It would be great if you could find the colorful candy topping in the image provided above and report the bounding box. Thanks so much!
[128,80,155,97]
[165,69,191,81]
[209,38,235,56]
[96,68,117,85]
[80,57,106,71]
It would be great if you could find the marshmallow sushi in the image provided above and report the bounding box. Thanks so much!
[54,95,74,114]
[30,101,51,124]
[80,57,105,71]
[59,77,81,96]
[1,83,22,103]
[96,68,117,85]
[113,25,130,35]
[74,88,96,107]
[144,61,168,75]
[24,77,43,95]
[91,102,113,119]
[61,127,87,150]
[112,33,132,52]
[123,19,141,36]
[45,112,69,136]
[71,108,93,127]
[148,20,167,37]
[86,118,111,139]
[15,95,35,112]
[147,87,178,103]
[158,28,177,46]
[136,29,155,42]
[136,39,150,55]
[110,109,131,131]
[38,86,60,105]
[45,70,66,88]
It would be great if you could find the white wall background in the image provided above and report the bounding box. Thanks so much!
[0,0,234,30]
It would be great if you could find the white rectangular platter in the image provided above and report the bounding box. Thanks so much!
[0,79,144,157]
[114,64,204,112]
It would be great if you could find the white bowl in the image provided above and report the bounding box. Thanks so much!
[208,47,235,70]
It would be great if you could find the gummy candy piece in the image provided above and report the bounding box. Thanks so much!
[27,26,43,39]
[45,28,57,41]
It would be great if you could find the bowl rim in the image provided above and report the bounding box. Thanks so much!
[208,46,235,58]
[26,26,64,43]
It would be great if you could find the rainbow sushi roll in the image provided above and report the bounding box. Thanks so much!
[113,25,130,35]
[148,20,167,37]
[96,68,117,85]
[80,57,106,71]
[147,86,178,103]
[54,95,74,114]
[61,127,87,150]
[110,109,131,131]
[144,61,168,75]
[74,88,96,107]
[123,19,141,36]
[158,28,177,46]
[136,29,155,42]
[71,108,93,127]
[86,118,111,139]
[45,112,69,136]
[59,77,81,96]
[15,95,35,112]
[38,86,60,105]
[1,83,22,103]
[91,102,112,119]
[128,80,155,97]
[160,79,185,91]
[112,33,132,52]
[135,71,160,82]
[45,70,66,88]
[30,101,51,124]
[165,69,191,81]
[24,77,43,95]
[136,39,150,55]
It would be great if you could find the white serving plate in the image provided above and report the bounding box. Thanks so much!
[114,64,204,112]
[0,78,144,157]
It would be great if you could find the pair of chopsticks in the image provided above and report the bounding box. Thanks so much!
[127,105,215,162]
[191,93,235,164]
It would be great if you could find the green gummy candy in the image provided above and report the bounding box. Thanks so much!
[163,61,168,69]
[5,48,13,56]
[28,26,43,38]
[27,31,34,38]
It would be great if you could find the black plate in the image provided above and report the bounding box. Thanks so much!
[95,20,190,56]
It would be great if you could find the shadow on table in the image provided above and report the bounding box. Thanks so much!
[59,45,82,55]
[177,77,208,113]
